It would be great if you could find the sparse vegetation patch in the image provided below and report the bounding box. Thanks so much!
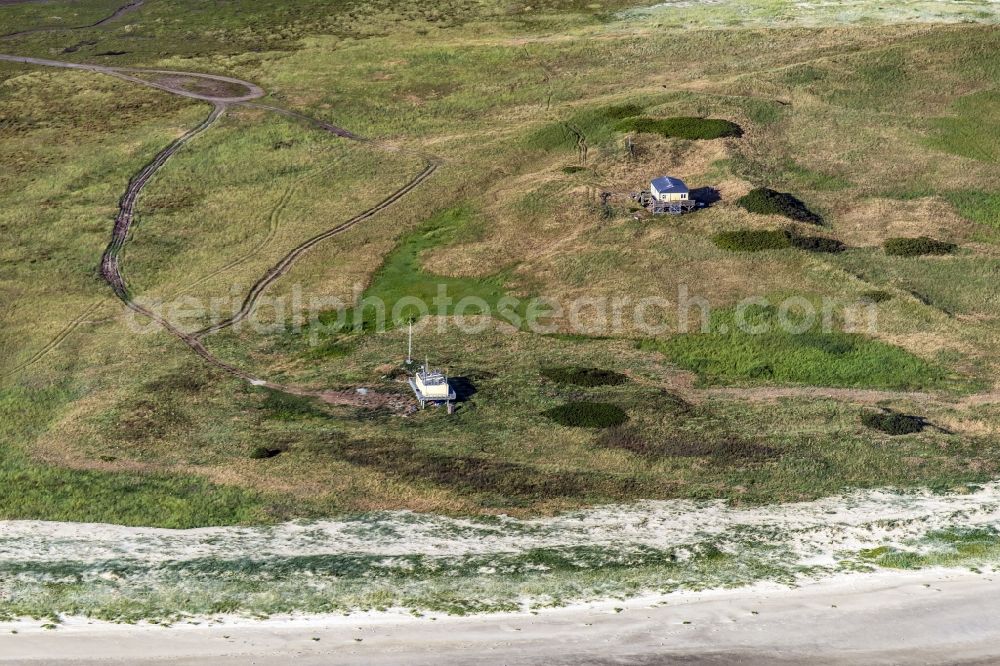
[598,427,779,463]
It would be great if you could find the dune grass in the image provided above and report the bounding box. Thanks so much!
[0,3,997,527]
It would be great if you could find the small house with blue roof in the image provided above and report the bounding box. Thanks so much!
[650,176,689,203]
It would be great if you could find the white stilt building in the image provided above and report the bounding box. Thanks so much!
[409,360,456,411]
[405,324,456,411]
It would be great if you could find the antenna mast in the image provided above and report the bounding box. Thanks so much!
[406,319,413,364]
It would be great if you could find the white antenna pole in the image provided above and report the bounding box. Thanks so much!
[407,320,413,364]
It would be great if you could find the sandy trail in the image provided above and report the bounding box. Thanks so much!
[2,569,999,665]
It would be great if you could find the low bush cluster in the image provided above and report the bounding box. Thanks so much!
[543,401,628,428]
[615,116,743,140]
[712,228,791,252]
[883,236,957,257]
[789,234,846,253]
[861,411,926,435]
[540,366,628,387]
[713,228,845,253]
[861,290,894,303]
[737,187,823,224]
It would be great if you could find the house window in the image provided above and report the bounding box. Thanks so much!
[681,193,688,200]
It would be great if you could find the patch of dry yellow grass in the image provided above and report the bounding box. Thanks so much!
[832,196,983,247]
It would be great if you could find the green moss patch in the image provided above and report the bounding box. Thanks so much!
[651,305,959,391]
[736,187,823,224]
[543,401,628,428]
[615,116,743,140]
[883,236,957,257]
[540,366,628,387]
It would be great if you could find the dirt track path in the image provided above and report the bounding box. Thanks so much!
[0,52,432,410]
[1,0,143,39]
[0,54,266,102]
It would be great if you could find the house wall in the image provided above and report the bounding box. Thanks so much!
[651,182,689,202]
[652,189,688,202]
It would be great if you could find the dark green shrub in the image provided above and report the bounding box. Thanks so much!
[543,401,628,428]
[861,411,926,435]
[714,228,846,253]
[616,116,743,140]
[861,290,894,303]
[883,236,957,257]
[737,187,823,224]
[561,165,587,174]
[789,234,846,253]
[249,446,282,459]
[713,228,792,252]
[541,366,628,387]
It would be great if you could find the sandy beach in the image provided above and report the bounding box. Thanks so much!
[2,568,999,665]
